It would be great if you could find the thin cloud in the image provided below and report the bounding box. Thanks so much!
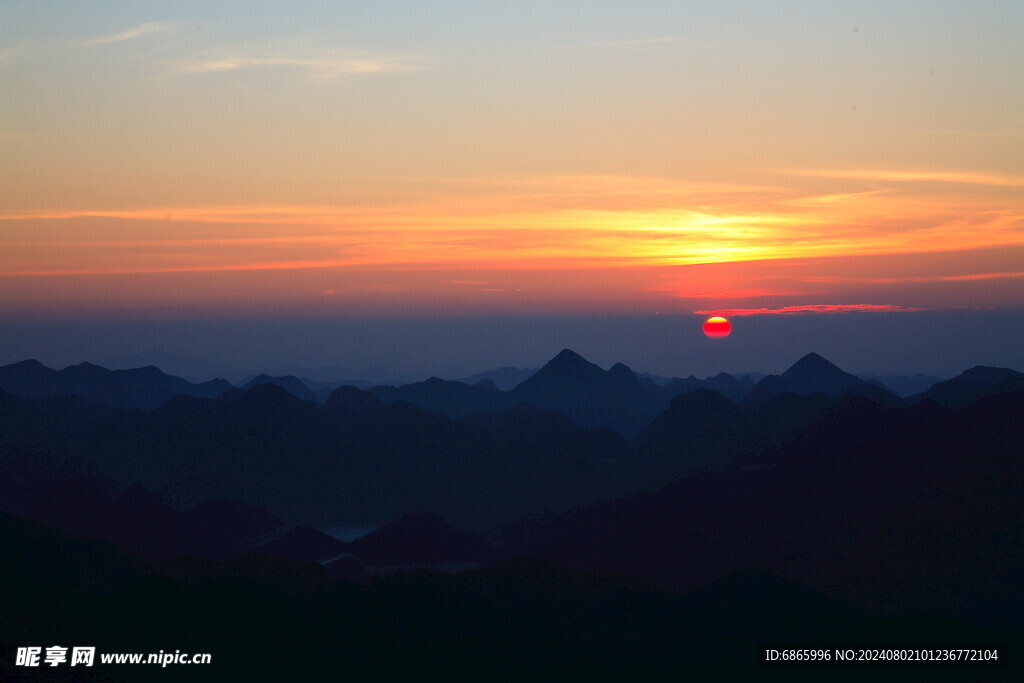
[686,288,806,299]
[181,51,426,78]
[84,21,183,46]
[557,36,678,51]
[913,128,1023,138]
[803,271,1024,285]
[778,168,1024,189]
[693,304,926,316]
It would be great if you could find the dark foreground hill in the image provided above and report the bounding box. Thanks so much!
[518,389,1024,631]
[0,382,626,530]
[1,508,1013,680]
[910,365,1024,408]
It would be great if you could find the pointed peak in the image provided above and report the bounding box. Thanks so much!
[473,378,499,391]
[528,349,602,379]
[749,352,862,402]
[786,352,843,374]
[550,348,589,366]
[607,362,639,382]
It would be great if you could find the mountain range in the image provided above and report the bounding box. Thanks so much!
[2,351,1019,530]
[1,348,1020,675]
[0,359,230,411]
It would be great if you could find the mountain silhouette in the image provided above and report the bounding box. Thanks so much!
[363,350,661,435]
[509,349,658,436]
[23,477,282,562]
[344,511,494,566]
[746,352,897,403]
[473,378,500,391]
[1,350,1020,677]
[325,384,384,421]
[518,388,1024,629]
[910,365,1024,408]
[454,366,537,391]
[251,526,346,563]
[370,377,512,418]
[657,372,754,404]
[629,389,832,487]
[241,374,316,402]
[62,381,626,530]
[0,509,146,593]
[98,349,249,384]
[632,389,743,469]
[856,372,943,397]
[0,359,231,411]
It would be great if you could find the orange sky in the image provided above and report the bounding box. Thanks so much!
[1,3,1022,318]
[2,172,1022,315]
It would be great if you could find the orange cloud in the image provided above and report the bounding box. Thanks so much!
[3,189,1022,277]
[2,172,1023,312]
[778,168,1024,189]
[803,271,1024,285]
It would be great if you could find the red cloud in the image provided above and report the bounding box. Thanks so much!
[693,304,927,316]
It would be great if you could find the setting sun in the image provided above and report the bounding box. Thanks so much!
[703,316,732,339]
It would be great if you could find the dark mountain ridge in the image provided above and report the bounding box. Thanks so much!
[910,364,1024,408]
[0,359,231,411]
[241,373,317,402]
[517,387,1024,629]
[746,352,897,403]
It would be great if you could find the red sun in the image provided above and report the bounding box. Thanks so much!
[703,316,732,339]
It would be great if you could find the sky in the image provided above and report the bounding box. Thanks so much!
[1,1,1022,378]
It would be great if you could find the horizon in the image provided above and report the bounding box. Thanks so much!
[2,311,1021,383]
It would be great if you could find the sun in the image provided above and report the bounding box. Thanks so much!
[703,316,732,339]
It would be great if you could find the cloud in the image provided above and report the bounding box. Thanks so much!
[181,50,426,78]
[693,304,926,316]
[558,36,678,51]
[84,21,183,46]
[913,128,1023,138]
[803,271,1024,285]
[2,171,1022,278]
[778,168,1024,189]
